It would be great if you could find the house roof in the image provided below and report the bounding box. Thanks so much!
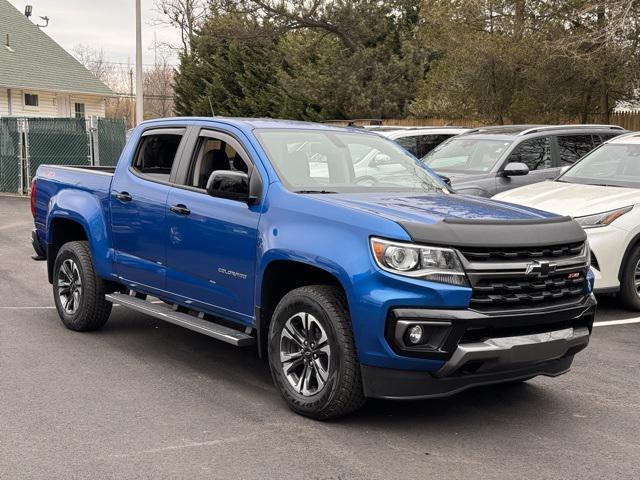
[0,0,114,96]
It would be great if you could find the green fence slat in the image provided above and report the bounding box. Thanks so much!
[96,118,127,166]
[0,118,21,193]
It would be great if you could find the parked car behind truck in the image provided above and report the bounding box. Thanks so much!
[32,118,596,419]
[495,132,640,310]
[422,124,627,197]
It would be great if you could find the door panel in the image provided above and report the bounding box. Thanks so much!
[165,188,260,322]
[110,129,185,290]
[110,173,171,289]
[164,129,261,323]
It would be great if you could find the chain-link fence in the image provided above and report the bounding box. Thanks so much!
[0,118,22,193]
[0,117,126,194]
[96,118,127,167]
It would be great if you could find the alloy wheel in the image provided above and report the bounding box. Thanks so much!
[279,312,332,396]
[58,259,82,315]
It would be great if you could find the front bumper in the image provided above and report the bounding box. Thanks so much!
[587,224,628,293]
[361,295,596,399]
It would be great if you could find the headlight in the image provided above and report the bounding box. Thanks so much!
[575,206,633,229]
[371,237,468,286]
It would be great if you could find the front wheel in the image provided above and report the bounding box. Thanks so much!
[618,244,640,311]
[268,285,365,420]
[53,241,112,331]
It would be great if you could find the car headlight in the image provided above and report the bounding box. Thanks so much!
[370,237,468,286]
[574,206,633,229]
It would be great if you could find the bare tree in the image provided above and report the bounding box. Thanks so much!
[152,0,207,54]
[144,54,175,118]
[73,44,114,83]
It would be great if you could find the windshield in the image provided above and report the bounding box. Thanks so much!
[559,143,640,188]
[422,138,512,173]
[254,129,448,193]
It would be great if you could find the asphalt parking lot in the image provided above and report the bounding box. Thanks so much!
[1,195,639,480]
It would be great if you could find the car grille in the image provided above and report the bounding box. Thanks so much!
[469,271,586,310]
[458,242,584,262]
[459,242,588,312]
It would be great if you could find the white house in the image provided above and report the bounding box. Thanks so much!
[0,0,114,118]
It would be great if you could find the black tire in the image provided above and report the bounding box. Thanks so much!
[618,244,640,311]
[268,285,365,420]
[53,241,112,331]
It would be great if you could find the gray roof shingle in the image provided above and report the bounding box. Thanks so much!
[0,0,114,96]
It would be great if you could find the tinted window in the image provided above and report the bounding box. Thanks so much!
[132,133,182,181]
[395,134,456,158]
[594,133,621,146]
[395,136,418,156]
[507,136,552,170]
[416,135,454,158]
[188,136,249,189]
[557,135,595,165]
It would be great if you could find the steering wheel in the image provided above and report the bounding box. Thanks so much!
[354,175,380,186]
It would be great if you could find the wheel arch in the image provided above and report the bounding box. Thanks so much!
[255,259,349,359]
[618,231,640,282]
[46,190,112,283]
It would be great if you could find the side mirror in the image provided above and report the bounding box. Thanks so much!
[502,162,529,177]
[206,170,252,202]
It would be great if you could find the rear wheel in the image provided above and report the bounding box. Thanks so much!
[618,245,640,311]
[53,241,112,331]
[268,285,365,420]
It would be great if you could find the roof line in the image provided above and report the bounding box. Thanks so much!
[0,82,116,97]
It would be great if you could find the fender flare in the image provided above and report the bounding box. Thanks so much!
[46,189,114,281]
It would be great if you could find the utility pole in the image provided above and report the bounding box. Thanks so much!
[129,68,134,128]
[135,0,143,125]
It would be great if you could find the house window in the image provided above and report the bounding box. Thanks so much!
[74,103,86,118]
[24,93,39,107]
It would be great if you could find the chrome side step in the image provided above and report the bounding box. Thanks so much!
[105,293,255,347]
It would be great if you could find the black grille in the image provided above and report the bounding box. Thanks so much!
[470,271,587,311]
[458,242,584,261]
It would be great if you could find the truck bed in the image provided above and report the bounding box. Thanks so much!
[33,164,115,234]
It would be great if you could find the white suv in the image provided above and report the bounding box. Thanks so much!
[494,132,640,309]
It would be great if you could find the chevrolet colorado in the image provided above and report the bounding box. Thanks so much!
[31,118,596,419]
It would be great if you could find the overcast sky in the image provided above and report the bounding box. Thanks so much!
[7,0,182,65]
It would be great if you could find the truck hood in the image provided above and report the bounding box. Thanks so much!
[494,181,640,217]
[315,191,556,225]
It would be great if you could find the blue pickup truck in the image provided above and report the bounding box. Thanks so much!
[31,117,596,419]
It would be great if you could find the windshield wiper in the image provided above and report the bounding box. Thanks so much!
[294,189,338,194]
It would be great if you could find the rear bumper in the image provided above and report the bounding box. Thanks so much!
[31,228,46,259]
[362,295,595,399]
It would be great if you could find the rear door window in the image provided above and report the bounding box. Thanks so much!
[506,136,552,170]
[557,135,595,165]
[132,131,184,182]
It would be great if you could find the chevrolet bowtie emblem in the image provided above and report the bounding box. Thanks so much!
[525,260,557,277]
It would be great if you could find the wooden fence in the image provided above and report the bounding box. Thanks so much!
[325,112,640,131]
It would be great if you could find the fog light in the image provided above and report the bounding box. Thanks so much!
[407,325,424,345]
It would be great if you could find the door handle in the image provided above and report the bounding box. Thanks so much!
[170,204,191,216]
[113,191,132,202]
